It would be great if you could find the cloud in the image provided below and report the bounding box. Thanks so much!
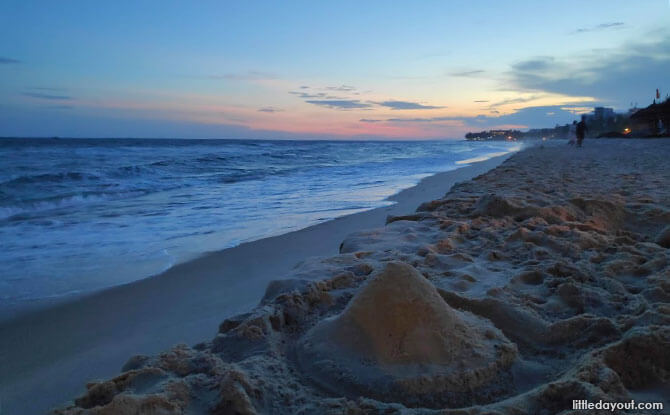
[0,57,20,64]
[305,99,372,110]
[511,57,554,72]
[290,84,357,100]
[0,107,312,140]
[23,92,72,100]
[450,69,485,77]
[206,70,276,81]
[369,105,589,130]
[385,115,461,123]
[293,86,441,112]
[474,100,489,103]
[505,32,670,107]
[258,107,283,113]
[574,22,624,34]
[560,106,593,115]
[461,105,585,128]
[325,85,356,92]
[375,100,444,110]
[488,95,539,108]
[292,85,369,110]
[359,118,383,123]
[289,90,331,99]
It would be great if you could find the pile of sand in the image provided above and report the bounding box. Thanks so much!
[297,262,517,407]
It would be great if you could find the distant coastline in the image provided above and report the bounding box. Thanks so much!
[466,98,670,141]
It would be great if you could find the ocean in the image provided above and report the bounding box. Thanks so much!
[0,138,520,304]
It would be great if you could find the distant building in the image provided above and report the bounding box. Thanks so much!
[630,99,670,137]
[464,129,523,141]
[593,107,614,120]
[584,107,624,136]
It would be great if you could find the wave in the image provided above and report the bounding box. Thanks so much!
[195,155,231,163]
[217,171,268,184]
[0,190,147,220]
[1,139,524,304]
[112,164,157,177]
[0,171,100,187]
[455,148,520,165]
[213,164,310,184]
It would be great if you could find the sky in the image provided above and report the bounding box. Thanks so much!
[1,0,668,140]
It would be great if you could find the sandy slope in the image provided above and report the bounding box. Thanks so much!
[50,139,670,415]
[0,152,511,415]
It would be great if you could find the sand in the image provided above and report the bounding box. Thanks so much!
[297,262,517,408]
[0,153,511,415]
[10,140,670,414]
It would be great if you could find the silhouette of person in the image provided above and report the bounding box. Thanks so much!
[568,121,577,145]
[576,116,587,147]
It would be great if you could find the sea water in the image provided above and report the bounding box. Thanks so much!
[0,138,520,303]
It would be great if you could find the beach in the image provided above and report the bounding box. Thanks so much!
[0,151,512,414]
[42,139,670,414]
[3,1,668,413]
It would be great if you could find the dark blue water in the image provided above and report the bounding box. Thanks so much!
[0,138,520,303]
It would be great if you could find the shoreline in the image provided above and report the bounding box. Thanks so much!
[0,149,516,321]
[0,145,519,318]
[0,152,514,415]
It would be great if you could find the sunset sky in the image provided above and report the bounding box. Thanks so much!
[1,0,668,139]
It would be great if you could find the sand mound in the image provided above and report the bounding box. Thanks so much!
[296,262,517,408]
[471,193,531,218]
[602,327,670,389]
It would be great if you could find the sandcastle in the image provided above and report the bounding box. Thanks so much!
[296,262,518,408]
